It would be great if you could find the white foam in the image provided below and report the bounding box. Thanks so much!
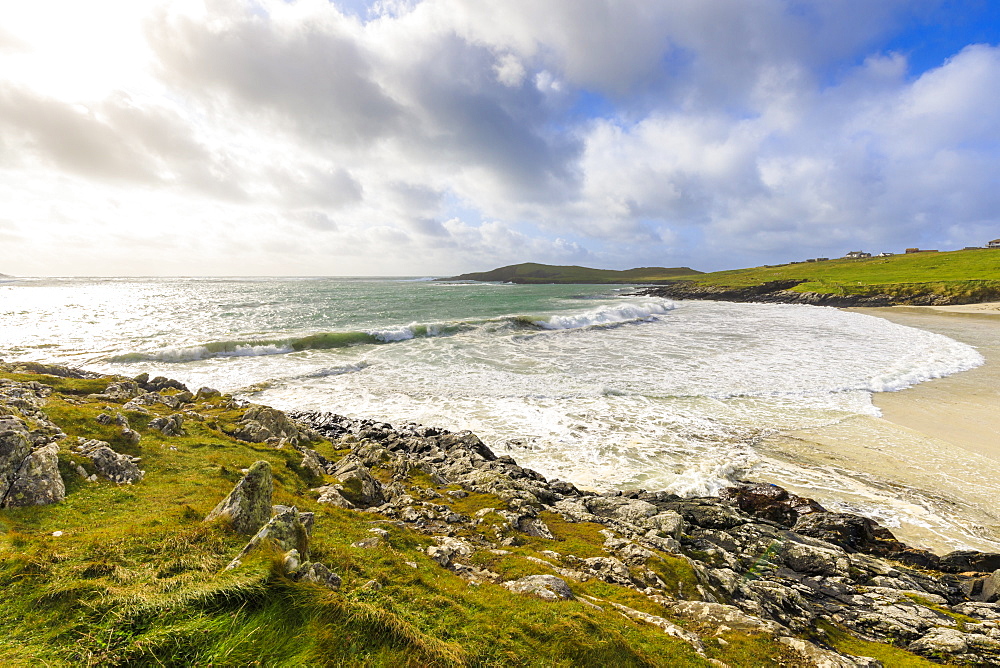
[368,325,416,342]
[534,300,675,330]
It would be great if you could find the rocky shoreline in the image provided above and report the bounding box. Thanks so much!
[284,410,1000,665]
[633,280,996,307]
[3,360,1000,664]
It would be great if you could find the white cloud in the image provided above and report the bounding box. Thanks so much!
[0,0,997,276]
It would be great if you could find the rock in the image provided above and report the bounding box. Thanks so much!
[503,575,575,601]
[74,439,144,484]
[294,561,341,590]
[426,536,474,567]
[149,413,185,436]
[938,551,1000,574]
[226,505,312,569]
[205,461,273,534]
[3,443,65,507]
[97,381,141,402]
[144,376,189,393]
[0,417,32,498]
[792,512,879,553]
[670,600,787,634]
[601,599,705,653]
[314,485,355,509]
[300,449,327,480]
[233,405,302,444]
[778,637,880,667]
[966,570,1000,603]
[720,482,825,527]
[196,387,222,400]
[331,456,384,507]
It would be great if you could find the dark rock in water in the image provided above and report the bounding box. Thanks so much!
[792,512,879,553]
[3,442,65,507]
[143,376,189,393]
[205,460,273,534]
[720,482,825,527]
[938,551,1000,574]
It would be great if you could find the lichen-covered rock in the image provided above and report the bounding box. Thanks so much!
[503,575,575,601]
[314,484,355,509]
[94,381,142,402]
[331,456,383,507]
[3,443,65,507]
[294,561,342,590]
[0,416,32,498]
[149,413,185,436]
[205,460,272,534]
[73,438,144,484]
[233,405,302,445]
[426,536,474,567]
[300,449,327,480]
[226,505,311,570]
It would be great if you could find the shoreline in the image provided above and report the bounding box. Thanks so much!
[862,304,1000,463]
[753,303,1000,554]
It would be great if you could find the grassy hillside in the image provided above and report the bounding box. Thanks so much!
[691,249,1000,299]
[0,367,762,666]
[0,364,946,666]
[446,263,702,284]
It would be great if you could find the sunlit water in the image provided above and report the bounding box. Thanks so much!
[1,276,991,550]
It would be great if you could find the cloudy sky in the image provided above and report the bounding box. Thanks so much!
[1,0,999,276]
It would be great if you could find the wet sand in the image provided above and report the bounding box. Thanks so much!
[755,304,1000,554]
[864,304,1000,462]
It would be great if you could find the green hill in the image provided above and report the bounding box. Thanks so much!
[446,262,703,284]
[682,248,1000,303]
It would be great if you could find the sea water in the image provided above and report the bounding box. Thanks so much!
[0,276,991,550]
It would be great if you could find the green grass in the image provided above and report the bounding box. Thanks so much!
[446,262,703,284]
[688,248,1000,300]
[0,366,953,666]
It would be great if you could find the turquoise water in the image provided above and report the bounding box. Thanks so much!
[0,276,989,547]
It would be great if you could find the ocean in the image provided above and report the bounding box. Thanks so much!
[1,276,991,550]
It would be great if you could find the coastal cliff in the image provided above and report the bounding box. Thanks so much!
[1,360,999,665]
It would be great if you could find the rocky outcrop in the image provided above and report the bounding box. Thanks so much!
[73,438,144,484]
[503,575,575,601]
[205,460,273,534]
[232,405,311,446]
[3,442,65,507]
[149,413,185,436]
[0,417,33,499]
[293,410,1000,665]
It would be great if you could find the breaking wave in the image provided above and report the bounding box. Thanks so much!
[105,299,676,363]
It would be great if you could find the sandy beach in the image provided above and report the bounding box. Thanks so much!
[865,303,1000,462]
[755,303,1000,554]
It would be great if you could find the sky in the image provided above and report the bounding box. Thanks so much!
[1,0,999,276]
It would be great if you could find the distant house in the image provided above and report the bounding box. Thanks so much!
[905,248,938,253]
[964,246,983,250]
[815,257,829,262]
[845,251,871,259]
[989,239,1000,249]
[877,252,894,257]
